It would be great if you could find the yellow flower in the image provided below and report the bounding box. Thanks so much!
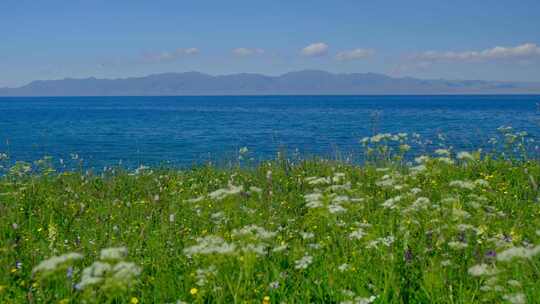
[58,299,70,304]
[10,268,17,273]
[190,288,198,295]
[263,296,270,304]
[130,297,139,304]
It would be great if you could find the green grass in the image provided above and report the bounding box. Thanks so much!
[1,149,540,303]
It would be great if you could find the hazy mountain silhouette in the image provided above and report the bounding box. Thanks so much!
[1,70,540,96]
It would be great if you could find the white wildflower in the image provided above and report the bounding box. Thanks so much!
[77,261,112,289]
[183,236,236,256]
[209,183,243,200]
[502,293,526,304]
[300,232,315,240]
[338,263,350,272]
[328,203,347,214]
[382,195,401,209]
[111,261,141,286]
[497,245,540,262]
[449,180,476,190]
[349,228,366,240]
[435,149,450,156]
[468,263,498,276]
[249,186,262,194]
[457,151,475,161]
[32,252,83,275]
[415,155,430,164]
[294,255,313,270]
[100,247,128,260]
[233,224,276,239]
[186,196,204,203]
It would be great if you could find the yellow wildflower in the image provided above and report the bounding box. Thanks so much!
[190,288,198,295]
[130,297,139,304]
[263,295,271,304]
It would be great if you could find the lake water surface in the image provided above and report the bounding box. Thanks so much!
[0,95,539,169]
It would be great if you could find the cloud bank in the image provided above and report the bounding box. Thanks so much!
[301,42,329,57]
[232,48,265,57]
[336,48,375,61]
[416,43,540,62]
[143,48,199,63]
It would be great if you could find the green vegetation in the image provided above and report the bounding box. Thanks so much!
[1,132,540,303]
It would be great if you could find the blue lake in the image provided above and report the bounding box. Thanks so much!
[0,95,539,169]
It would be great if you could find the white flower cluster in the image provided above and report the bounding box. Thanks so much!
[183,236,236,256]
[32,252,83,275]
[77,247,141,291]
[294,255,313,270]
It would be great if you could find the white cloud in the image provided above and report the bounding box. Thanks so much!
[301,42,329,57]
[143,48,199,63]
[336,48,375,61]
[416,43,540,62]
[232,48,265,57]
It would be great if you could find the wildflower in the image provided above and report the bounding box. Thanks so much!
[502,293,526,304]
[435,149,450,156]
[294,255,313,270]
[497,245,540,261]
[130,297,139,304]
[233,225,276,239]
[410,165,426,174]
[100,247,128,260]
[328,203,347,213]
[183,235,236,256]
[111,261,141,287]
[249,186,262,194]
[440,260,452,266]
[190,287,199,295]
[186,196,204,203]
[195,266,217,286]
[263,296,270,304]
[269,281,280,289]
[32,252,83,275]
[272,244,288,253]
[338,263,350,272]
[382,195,401,209]
[305,192,323,208]
[306,177,331,185]
[410,187,422,195]
[467,263,498,276]
[415,155,430,164]
[349,228,366,240]
[77,261,112,290]
[332,195,350,204]
[457,151,475,161]
[208,183,243,200]
[449,180,475,190]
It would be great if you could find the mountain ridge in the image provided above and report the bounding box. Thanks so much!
[1,70,540,96]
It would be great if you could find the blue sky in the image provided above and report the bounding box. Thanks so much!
[1,0,540,87]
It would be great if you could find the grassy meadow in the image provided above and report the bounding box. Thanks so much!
[1,129,540,303]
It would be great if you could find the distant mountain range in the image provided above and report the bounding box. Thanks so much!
[1,70,540,96]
